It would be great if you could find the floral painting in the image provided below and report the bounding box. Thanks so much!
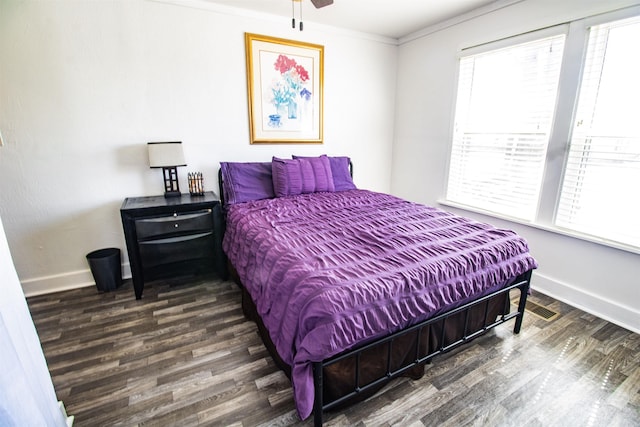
[269,54,311,127]
[245,34,323,144]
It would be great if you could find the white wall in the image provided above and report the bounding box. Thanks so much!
[0,0,397,295]
[393,0,640,333]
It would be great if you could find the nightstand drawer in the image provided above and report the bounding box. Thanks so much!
[135,209,213,240]
[138,232,215,268]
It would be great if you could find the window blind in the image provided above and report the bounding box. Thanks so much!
[556,16,640,248]
[447,35,566,221]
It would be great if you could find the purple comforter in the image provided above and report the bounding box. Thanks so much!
[222,189,537,419]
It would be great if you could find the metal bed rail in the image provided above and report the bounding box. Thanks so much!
[312,269,532,426]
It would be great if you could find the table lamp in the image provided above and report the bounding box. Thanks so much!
[148,141,186,197]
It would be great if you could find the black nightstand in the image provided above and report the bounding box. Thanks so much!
[120,192,226,299]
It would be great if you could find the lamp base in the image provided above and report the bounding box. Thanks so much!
[161,166,182,198]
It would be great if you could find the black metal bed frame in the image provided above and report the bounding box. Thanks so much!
[311,269,532,426]
[217,164,532,426]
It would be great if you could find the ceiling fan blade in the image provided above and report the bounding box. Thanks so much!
[310,0,333,8]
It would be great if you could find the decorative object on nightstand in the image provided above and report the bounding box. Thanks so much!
[188,172,204,196]
[148,141,186,198]
[120,192,227,299]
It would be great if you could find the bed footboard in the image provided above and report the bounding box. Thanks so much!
[312,269,533,427]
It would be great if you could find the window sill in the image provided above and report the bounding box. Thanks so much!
[437,199,640,256]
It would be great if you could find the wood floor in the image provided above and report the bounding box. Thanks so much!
[27,276,640,426]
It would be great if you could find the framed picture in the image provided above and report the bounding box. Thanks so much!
[245,33,324,144]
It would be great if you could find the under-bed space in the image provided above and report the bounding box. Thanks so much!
[218,156,537,425]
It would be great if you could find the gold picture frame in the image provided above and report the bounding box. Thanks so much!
[245,33,324,144]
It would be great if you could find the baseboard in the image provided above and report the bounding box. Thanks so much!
[21,263,132,298]
[59,401,74,427]
[531,271,640,335]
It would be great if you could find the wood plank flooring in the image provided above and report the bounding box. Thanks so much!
[27,276,640,426]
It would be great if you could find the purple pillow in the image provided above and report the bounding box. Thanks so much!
[293,155,356,191]
[220,162,275,204]
[272,156,334,197]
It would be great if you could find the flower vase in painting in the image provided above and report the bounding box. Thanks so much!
[288,99,298,119]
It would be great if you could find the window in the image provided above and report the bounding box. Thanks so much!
[447,34,566,221]
[556,16,640,248]
[445,10,640,251]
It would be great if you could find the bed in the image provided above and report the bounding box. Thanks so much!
[218,155,537,425]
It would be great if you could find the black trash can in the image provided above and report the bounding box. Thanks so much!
[86,248,123,292]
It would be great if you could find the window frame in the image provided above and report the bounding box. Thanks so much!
[441,5,640,255]
[447,26,568,222]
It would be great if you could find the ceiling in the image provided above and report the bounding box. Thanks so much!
[202,0,500,39]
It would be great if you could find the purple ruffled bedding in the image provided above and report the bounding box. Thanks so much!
[222,189,537,419]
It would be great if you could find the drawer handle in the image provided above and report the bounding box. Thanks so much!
[139,232,213,245]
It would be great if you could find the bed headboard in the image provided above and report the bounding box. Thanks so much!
[217,160,353,206]
[217,167,226,206]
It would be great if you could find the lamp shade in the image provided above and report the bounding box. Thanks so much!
[147,142,186,168]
